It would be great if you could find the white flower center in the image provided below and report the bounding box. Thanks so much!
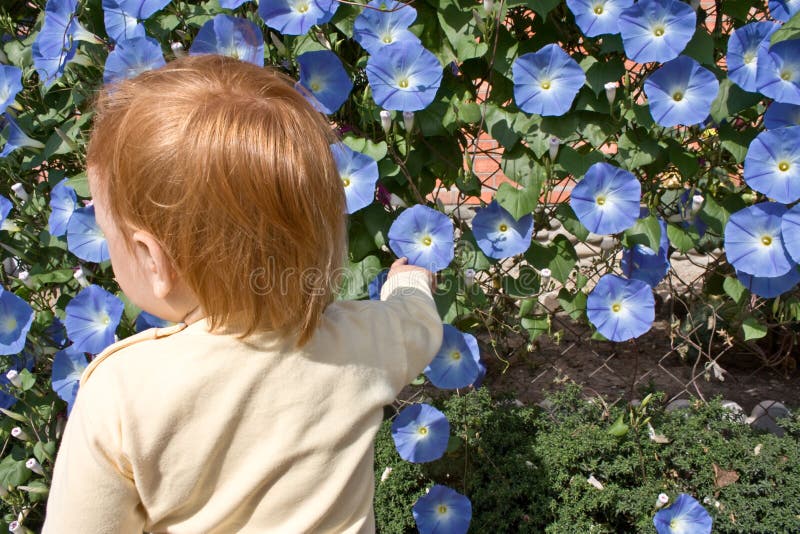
[2,317,17,333]
[778,160,790,172]
[652,25,665,37]
[761,235,773,247]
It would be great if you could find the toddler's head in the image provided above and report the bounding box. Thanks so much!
[87,54,346,345]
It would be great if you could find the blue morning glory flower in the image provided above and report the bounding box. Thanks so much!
[764,102,800,129]
[47,317,69,349]
[331,143,378,213]
[471,200,533,259]
[366,41,443,111]
[781,203,800,263]
[736,268,800,299]
[102,0,170,42]
[48,179,78,237]
[66,206,110,263]
[618,0,696,64]
[757,40,800,105]
[353,0,421,54]
[368,269,388,300]
[1,115,45,158]
[51,344,88,414]
[388,204,454,272]
[0,65,23,115]
[743,126,800,203]
[424,325,484,390]
[621,243,670,288]
[64,285,124,354]
[135,310,173,332]
[391,403,450,463]
[727,22,779,93]
[190,15,264,67]
[566,0,634,38]
[769,0,800,22]
[653,493,712,534]
[512,44,586,117]
[413,485,472,534]
[587,274,655,341]
[644,55,719,127]
[570,162,641,235]
[297,50,353,115]
[33,0,96,87]
[259,0,338,36]
[0,288,35,355]
[724,203,795,278]
[0,196,11,227]
[104,36,166,84]
[220,0,251,7]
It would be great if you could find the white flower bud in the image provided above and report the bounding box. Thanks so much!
[600,236,616,251]
[403,111,414,132]
[8,521,23,534]
[170,41,186,57]
[380,110,392,135]
[464,268,476,288]
[389,193,407,208]
[73,267,89,287]
[604,81,618,105]
[11,427,29,441]
[6,370,22,388]
[17,271,33,289]
[25,458,44,476]
[10,183,28,202]
[656,493,669,508]
[587,474,604,490]
[380,466,393,483]
[691,194,704,215]
[539,268,551,284]
[548,137,560,161]
[484,0,494,13]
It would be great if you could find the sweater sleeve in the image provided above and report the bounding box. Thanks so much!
[43,362,145,534]
[379,270,443,387]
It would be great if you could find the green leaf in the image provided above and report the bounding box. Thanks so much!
[483,104,521,149]
[622,216,662,252]
[525,235,578,284]
[456,231,493,271]
[742,316,768,341]
[700,193,744,235]
[666,223,699,253]
[436,0,488,61]
[521,315,550,342]
[607,413,629,437]
[557,288,587,320]
[723,276,747,305]
[554,203,590,241]
[771,11,800,45]
[0,408,28,423]
[556,145,605,178]
[0,450,31,488]
[682,29,715,66]
[617,130,660,170]
[67,172,90,198]
[338,255,382,301]
[19,368,35,391]
[581,56,626,96]
[342,136,388,161]
[502,265,540,298]
[722,0,753,20]
[526,0,560,17]
[495,182,538,220]
[719,122,757,163]
[710,79,762,124]
[501,145,544,188]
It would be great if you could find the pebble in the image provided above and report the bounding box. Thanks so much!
[749,400,791,437]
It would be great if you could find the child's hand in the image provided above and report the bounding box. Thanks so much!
[387,257,436,291]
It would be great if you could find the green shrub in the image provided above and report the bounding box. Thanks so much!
[374,385,800,533]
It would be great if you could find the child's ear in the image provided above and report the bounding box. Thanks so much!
[131,230,176,299]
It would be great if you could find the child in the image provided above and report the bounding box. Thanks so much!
[43,54,442,533]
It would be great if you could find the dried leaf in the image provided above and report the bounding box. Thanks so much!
[713,463,739,488]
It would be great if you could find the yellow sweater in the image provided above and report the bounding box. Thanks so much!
[43,271,442,533]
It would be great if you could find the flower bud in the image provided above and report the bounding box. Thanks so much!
[464,268,476,288]
[539,268,551,284]
[25,458,44,476]
[11,183,28,202]
[17,271,33,289]
[484,0,494,13]
[604,81,618,105]
[6,370,22,388]
[656,493,669,508]
[170,41,186,58]
[11,427,29,441]
[270,33,288,57]
[548,137,560,161]
[586,474,604,490]
[690,194,704,215]
[403,111,414,132]
[380,466,393,483]
[8,521,23,534]
[74,267,89,288]
[380,110,392,135]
